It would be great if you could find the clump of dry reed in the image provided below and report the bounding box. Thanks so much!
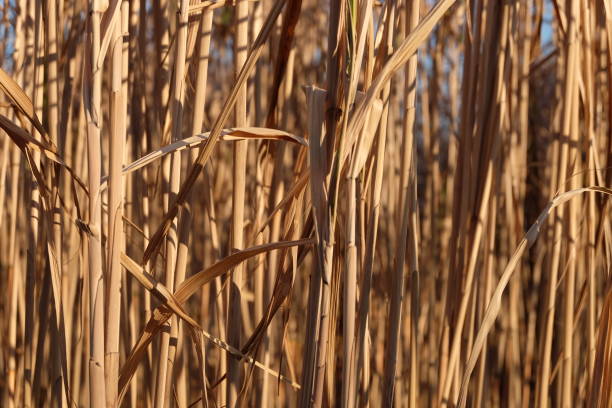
[0,0,611,407]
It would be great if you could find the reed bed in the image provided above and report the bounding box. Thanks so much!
[1,0,612,407]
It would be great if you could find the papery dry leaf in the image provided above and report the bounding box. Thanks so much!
[117,238,313,406]
[458,186,612,408]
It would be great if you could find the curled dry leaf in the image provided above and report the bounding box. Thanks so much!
[0,114,88,193]
[0,67,47,142]
[100,127,306,189]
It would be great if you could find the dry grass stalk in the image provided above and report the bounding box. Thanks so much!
[0,1,611,407]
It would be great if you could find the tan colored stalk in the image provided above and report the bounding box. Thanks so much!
[353,4,378,406]
[438,0,483,394]
[251,4,269,398]
[204,165,229,407]
[441,2,510,402]
[561,12,581,403]
[227,1,250,406]
[383,0,419,405]
[44,1,68,405]
[340,3,373,406]
[252,13,267,398]
[132,2,155,403]
[164,4,204,404]
[154,0,190,404]
[584,3,598,390]
[355,141,382,406]
[299,86,326,408]
[183,7,214,407]
[260,108,287,406]
[156,0,171,134]
[25,1,45,404]
[0,138,7,234]
[105,7,126,406]
[9,22,27,408]
[170,205,192,407]
[120,2,136,405]
[474,190,497,408]
[342,99,382,407]
[86,0,106,406]
[537,1,579,406]
[23,0,42,404]
[517,2,533,404]
[505,5,523,405]
[46,0,61,268]
[139,118,153,407]
[307,3,348,406]
[342,171,358,408]
[6,138,21,408]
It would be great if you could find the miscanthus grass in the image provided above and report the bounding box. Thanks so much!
[0,0,611,407]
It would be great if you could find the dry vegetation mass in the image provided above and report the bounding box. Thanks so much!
[1,0,612,407]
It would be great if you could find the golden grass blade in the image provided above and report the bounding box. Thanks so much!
[175,238,314,302]
[458,186,612,408]
[115,127,305,179]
